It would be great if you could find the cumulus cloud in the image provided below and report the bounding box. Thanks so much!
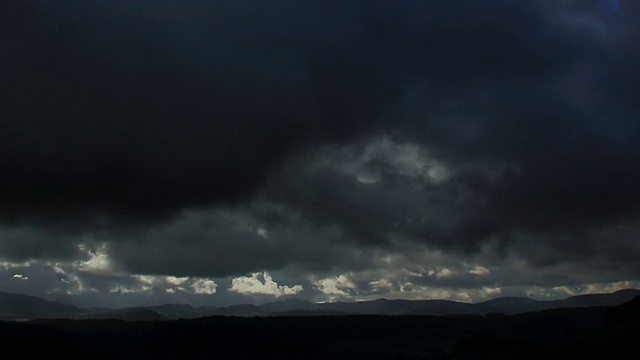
[191,279,218,295]
[112,275,218,296]
[229,272,303,297]
[313,275,357,297]
[75,243,112,274]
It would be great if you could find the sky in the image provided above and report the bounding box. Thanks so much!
[1,0,639,308]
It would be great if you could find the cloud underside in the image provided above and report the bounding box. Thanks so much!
[0,0,639,305]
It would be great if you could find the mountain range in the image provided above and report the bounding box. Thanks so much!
[1,289,639,320]
[0,295,637,359]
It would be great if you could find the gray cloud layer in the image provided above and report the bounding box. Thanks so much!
[1,0,639,306]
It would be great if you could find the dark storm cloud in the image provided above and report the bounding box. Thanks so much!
[0,226,81,261]
[261,1,640,258]
[2,0,315,227]
[1,0,640,287]
[106,207,376,277]
[1,0,556,227]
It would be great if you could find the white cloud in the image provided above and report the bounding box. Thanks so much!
[12,273,29,280]
[229,272,303,297]
[75,243,112,274]
[57,272,88,295]
[369,278,393,293]
[166,276,190,286]
[397,281,416,293]
[256,227,269,239]
[119,275,217,295]
[130,275,161,291]
[405,264,489,279]
[313,275,356,296]
[191,278,218,295]
[469,266,490,276]
[407,266,454,279]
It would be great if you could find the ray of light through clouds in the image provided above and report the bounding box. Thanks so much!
[0,0,639,307]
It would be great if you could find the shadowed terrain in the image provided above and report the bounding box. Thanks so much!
[2,289,639,320]
[0,291,638,359]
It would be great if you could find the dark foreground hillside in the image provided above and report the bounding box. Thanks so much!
[1,297,638,359]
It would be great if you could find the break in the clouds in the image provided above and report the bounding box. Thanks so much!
[0,0,639,306]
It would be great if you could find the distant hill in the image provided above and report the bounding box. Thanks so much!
[1,289,639,320]
[211,304,264,316]
[477,296,547,315]
[86,308,167,321]
[317,298,480,316]
[269,309,350,317]
[309,289,640,317]
[563,288,640,308]
[258,298,315,313]
[143,303,200,318]
[0,292,83,320]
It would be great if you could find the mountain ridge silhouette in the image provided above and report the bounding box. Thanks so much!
[2,288,639,320]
